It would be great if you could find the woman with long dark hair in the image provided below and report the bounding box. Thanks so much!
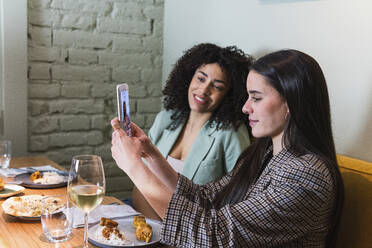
[111,49,344,247]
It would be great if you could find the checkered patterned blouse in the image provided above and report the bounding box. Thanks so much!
[160,146,335,247]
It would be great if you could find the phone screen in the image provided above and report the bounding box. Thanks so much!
[117,85,132,136]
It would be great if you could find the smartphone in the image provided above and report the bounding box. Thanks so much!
[116,83,132,136]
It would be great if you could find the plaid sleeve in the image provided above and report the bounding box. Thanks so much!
[160,157,335,247]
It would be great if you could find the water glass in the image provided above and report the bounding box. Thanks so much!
[41,195,74,243]
[0,140,11,169]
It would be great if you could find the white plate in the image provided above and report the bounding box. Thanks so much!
[88,216,162,247]
[0,184,25,198]
[2,194,44,220]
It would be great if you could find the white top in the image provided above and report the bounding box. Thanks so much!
[167,155,184,174]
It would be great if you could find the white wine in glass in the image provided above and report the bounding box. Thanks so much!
[68,155,105,248]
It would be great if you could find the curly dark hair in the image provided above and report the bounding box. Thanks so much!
[163,43,254,130]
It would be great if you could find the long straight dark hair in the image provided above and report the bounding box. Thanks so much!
[213,49,344,247]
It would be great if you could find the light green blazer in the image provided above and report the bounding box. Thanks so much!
[148,110,250,185]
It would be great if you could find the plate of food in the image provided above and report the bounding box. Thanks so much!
[1,194,64,220]
[88,216,161,247]
[0,177,25,198]
[14,170,68,189]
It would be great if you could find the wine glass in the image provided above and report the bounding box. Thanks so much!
[67,155,105,248]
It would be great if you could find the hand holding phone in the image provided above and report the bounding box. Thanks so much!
[116,83,132,136]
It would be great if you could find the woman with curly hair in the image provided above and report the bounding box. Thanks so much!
[132,43,254,219]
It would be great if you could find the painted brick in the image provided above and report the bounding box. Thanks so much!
[143,37,163,53]
[61,49,69,62]
[128,84,147,98]
[29,26,52,47]
[51,0,112,16]
[46,146,94,165]
[54,30,112,49]
[28,0,51,9]
[112,67,141,83]
[28,9,54,26]
[58,14,95,30]
[29,135,49,151]
[99,53,152,67]
[117,0,154,3]
[106,176,133,192]
[129,99,136,113]
[91,115,106,129]
[60,115,90,131]
[29,100,49,116]
[29,79,54,84]
[29,83,60,98]
[141,68,162,85]
[27,0,164,198]
[49,99,104,114]
[53,65,110,82]
[50,132,86,147]
[94,143,112,161]
[112,2,143,18]
[61,82,91,98]
[153,54,162,68]
[29,116,59,134]
[91,84,116,98]
[147,82,162,97]
[29,63,51,80]
[97,18,150,35]
[130,113,145,128]
[29,46,61,62]
[112,37,143,52]
[69,49,98,65]
[137,97,161,113]
[143,6,163,20]
[117,0,154,4]
[153,20,163,38]
[86,130,104,145]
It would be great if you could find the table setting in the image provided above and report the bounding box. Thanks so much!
[0,165,69,189]
[0,155,163,248]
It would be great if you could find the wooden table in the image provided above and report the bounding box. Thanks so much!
[0,157,123,248]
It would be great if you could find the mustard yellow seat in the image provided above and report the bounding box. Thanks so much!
[336,154,372,248]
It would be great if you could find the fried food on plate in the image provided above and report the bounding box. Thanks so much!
[100,217,118,228]
[29,171,42,181]
[135,222,152,243]
[0,177,4,191]
[133,216,152,243]
[97,217,127,245]
[133,215,146,228]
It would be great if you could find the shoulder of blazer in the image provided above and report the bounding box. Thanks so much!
[149,110,179,140]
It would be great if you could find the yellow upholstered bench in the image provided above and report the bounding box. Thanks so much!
[336,154,372,248]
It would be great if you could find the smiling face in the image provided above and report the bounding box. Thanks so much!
[188,63,230,115]
[242,70,288,142]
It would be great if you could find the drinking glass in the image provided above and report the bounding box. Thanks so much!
[0,140,11,169]
[67,155,105,248]
[41,195,74,243]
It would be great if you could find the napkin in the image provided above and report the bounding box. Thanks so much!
[0,165,62,177]
[72,204,140,228]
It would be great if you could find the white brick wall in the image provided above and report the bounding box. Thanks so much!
[28,0,164,198]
